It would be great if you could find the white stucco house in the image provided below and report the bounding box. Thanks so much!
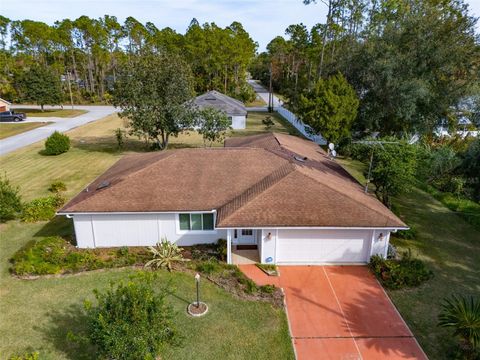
[59,133,407,265]
[193,90,247,129]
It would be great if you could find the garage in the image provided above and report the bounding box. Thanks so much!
[276,229,373,264]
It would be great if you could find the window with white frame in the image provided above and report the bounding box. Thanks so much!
[179,213,214,231]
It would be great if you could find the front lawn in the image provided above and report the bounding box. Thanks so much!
[14,108,87,118]
[0,122,51,140]
[0,111,298,359]
[338,158,480,359]
[0,221,293,360]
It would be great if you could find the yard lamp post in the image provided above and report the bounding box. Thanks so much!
[195,273,200,307]
[187,272,208,316]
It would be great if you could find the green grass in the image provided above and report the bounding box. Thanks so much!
[15,108,87,118]
[338,157,480,359]
[0,122,51,140]
[0,112,297,359]
[245,97,266,107]
[232,112,303,138]
[0,221,293,360]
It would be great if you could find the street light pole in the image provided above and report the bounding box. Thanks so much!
[268,62,273,113]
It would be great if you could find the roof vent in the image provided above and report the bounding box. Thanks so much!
[96,180,111,190]
[294,155,307,162]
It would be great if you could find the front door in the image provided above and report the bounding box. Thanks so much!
[236,229,256,245]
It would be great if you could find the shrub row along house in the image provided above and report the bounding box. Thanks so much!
[59,133,407,265]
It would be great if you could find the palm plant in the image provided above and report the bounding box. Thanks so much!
[144,237,189,271]
[438,295,480,358]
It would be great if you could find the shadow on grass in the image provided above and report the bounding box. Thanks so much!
[34,216,75,244]
[37,303,96,360]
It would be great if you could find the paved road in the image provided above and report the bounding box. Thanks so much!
[247,79,283,109]
[0,105,116,155]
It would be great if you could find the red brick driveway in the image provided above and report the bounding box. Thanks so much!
[239,265,428,360]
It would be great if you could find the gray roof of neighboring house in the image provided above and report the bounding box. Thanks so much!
[193,90,247,116]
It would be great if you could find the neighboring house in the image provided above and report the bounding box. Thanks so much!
[59,133,407,265]
[193,90,247,129]
[0,98,11,112]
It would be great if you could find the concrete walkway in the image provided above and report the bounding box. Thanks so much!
[0,105,116,155]
[239,265,428,360]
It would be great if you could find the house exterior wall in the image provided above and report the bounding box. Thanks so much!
[0,99,10,111]
[231,115,246,129]
[260,229,277,264]
[72,213,226,248]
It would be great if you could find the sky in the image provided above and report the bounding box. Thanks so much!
[2,0,480,51]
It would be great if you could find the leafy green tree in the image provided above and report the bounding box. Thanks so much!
[0,174,22,222]
[84,272,177,360]
[15,65,63,110]
[113,50,195,150]
[297,72,358,143]
[356,138,418,208]
[439,295,480,359]
[196,106,231,147]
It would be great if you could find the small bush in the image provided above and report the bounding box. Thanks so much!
[196,260,220,275]
[44,131,70,155]
[48,181,67,193]
[216,238,227,261]
[114,128,126,149]
[259,284,276,294]
[21,194,65,222]
[262,116,275,129]
[8,352,39,360]
[84,272,178,360]
[369,251,433,290]
[0,174,22,222]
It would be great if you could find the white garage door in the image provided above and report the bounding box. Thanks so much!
[276,229,371,264]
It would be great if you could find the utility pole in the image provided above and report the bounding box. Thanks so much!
[66,71,74,110]
[268,62,273,113]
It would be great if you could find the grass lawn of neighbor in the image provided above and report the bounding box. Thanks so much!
[0,122,52,140]
[245,96,266,107]
[14,108,87,118]
[0,111,298,359]
[338,158,480,360]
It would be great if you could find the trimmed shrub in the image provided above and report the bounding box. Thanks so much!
[21,194,65,222]
[84,272,178,360]
[369,251,433,290]
[48,181,67,193]
[44,131,70,155]
[0,174,22,222]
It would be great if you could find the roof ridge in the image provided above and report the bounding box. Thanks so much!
[296,166,403,225]
[216,162,295,223]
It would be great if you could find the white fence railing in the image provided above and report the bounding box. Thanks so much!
[276,106,327,145]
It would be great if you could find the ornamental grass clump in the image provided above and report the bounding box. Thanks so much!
[144,237,189,271]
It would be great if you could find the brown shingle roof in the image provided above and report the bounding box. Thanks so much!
[60,132,407,229]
